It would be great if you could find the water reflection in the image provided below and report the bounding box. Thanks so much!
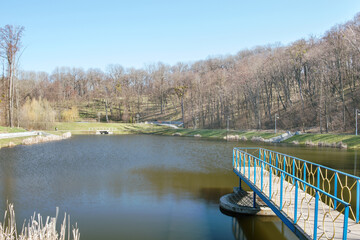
[232,216,294,240]
[134,168,235,203]
[355,150,358,176]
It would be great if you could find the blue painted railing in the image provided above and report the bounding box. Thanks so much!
[233,147,355,240]
[257,148,360,223]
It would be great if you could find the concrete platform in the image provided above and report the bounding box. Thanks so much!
[220,187,275,216]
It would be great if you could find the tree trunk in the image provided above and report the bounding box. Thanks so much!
[105,99,109,123]
[181,96,185,128]
[8,63,13,127]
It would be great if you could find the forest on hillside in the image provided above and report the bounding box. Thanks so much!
[1,13,360,132]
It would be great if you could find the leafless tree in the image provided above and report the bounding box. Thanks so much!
[0,25,24,127]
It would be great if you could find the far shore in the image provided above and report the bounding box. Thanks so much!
[0,122,360,149]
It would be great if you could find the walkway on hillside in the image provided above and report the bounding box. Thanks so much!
[0,131,40,139]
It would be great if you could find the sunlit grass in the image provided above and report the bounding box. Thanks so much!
[139,128,281,139]
[52,122,166,134]
[284,133,360,149]
[0,126,26,133]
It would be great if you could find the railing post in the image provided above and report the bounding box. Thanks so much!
[317,167,320,188]
[264,151,266,164]
[254,156,257,184]
[343,205,349,240]
[261,160,264,191]
[283,156,286,183]
[233,149,235,169]
[357,180,359,223]
[269,165,272,200]
[303,163,307,192]
[280,169,284,210]
[236,151,239,171]
[237,150,240,170]
[243,152,246,175]
[276,153,278,175]
[253,192,256,208]
[294,179,298,223]
[314,190,319,239]
[248,155,251,180]
[334,173,338,210]
[292,158,295,184]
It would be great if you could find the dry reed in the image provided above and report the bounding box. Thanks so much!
[0,203,80,240]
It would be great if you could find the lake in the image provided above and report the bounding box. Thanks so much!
[0,135,358,239]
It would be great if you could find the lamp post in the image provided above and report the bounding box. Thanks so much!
[275,114,279,134]
[226,116,230,140]
[227,116,230,132]
[356,109,360,136]
[136,113,140,124]
[194,117,198,129]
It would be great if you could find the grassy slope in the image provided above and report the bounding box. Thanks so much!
[284,133,360,149]
[0,126,26,133]
[52,122,281,139]
[52,122,166,134]
[141,128,280,139]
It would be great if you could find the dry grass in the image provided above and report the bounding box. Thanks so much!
[0,203,79,240]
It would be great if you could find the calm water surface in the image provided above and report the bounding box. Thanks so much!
[0,135,358,239]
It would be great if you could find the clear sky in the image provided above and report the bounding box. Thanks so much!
[1,0,360,73]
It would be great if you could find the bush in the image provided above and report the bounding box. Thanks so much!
[20,98,55,130]
[61,107,79,122]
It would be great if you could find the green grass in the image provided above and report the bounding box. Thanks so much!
[0,136,29,147]
[137,128,281,140]
[51,122,282,140]
[0,126,26,133]
[284,133,360,149]
[53,122,166,134]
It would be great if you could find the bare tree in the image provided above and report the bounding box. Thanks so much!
[0,25,24,127]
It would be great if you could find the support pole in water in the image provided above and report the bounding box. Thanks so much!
[253,192,256,208]
[239,178,242,190]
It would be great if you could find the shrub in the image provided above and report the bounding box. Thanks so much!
[20,98,55,130]
[61,106,79,122]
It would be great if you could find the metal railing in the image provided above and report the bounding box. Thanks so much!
[233,147,353,240]
[88,127,117,131]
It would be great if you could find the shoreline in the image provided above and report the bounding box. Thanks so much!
[0,132,72,149]
[0,122,359,149]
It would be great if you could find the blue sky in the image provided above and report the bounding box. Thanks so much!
[1,0,360,73]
